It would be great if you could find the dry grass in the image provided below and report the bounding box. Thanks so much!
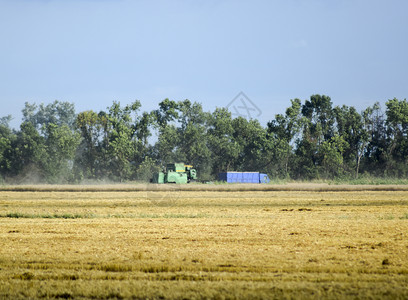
[0,189,407,299]
[1,182,408,192]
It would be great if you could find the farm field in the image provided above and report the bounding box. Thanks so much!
[0,187,407,299]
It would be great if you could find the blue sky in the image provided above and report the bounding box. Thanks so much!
[1,0,407,128]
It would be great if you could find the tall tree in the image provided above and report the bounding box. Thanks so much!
[75,110,102,180]
[385,98,408,176]
[176,100,211,178]
[318,135,348,179]
[267,99,302,177]
[207,108,240,175]
[43,124,81,183]
[151,99,180,165]
[10,122,47,182]
[232,117,269,172]
[0,116,15,179]
[362,102,387,176]
[334,105,368,178]
[22,100,76,131]
[104,101,142,181]
[295,95,335,179]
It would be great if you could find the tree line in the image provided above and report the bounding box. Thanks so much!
[0,95,407,183]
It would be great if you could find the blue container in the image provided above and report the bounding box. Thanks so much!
[218,172,270,183]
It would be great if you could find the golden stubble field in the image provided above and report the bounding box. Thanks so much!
[0,187,407,299]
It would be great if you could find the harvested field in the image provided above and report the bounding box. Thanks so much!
[0,187,407,299]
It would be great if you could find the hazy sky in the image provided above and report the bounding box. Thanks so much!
[1,0,407,128]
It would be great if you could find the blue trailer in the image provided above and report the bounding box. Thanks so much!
[218,172,270,183]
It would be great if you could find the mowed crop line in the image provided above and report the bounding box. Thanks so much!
[0,190,407,299]
[2,183,408,192]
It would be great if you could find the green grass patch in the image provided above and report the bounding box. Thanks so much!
[110,213,208,219]
[1,212,209,219]
[400,213,408,220]
[163,213,208,218]
[379,214,396,220]
[332,176,408,185]
[1,212,96,219]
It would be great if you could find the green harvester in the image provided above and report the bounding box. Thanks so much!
[152,163,197,184]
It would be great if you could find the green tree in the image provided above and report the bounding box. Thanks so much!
[318,135,348,179]
[294,95,335,179]
[0,116,15,180]
[17,101,80,183]
[301,95,335,142]
[385,98,408,176]
[22,100,76,131]
[267,99,302,177]
[154,123,179,164]
[75,102,154,182]
[176,100,211,178]
[232,117,269,172]
[207,108,240,175]
[10,122,47,182]
[104,101,142,181]
[43,124,81,183]
[152,98,180,128]
[362,103,387,176]
[334,105,368,178]
[75,110,102,179]
[135,156,160,182]
[151,99,181,165]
